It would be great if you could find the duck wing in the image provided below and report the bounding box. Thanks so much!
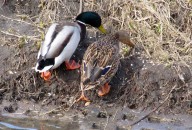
[81,40,120,90]
[38,23,58,59]
[39,23,78,59]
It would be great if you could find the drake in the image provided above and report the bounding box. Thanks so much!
[76,30,135,102]
[35,11,106,81]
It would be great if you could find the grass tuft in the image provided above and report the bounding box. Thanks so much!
[1,0,192,66]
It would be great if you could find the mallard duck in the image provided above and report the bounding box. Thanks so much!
[35,11,106,81]
[76,30,135,102]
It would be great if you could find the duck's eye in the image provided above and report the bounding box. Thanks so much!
[101,65,111,76]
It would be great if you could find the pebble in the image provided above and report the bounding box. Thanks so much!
[97,111,107,118]
[8,70,14,74]
[85,101,91,106]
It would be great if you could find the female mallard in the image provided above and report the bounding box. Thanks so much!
[76,30,135,102]
[35,11,106,81]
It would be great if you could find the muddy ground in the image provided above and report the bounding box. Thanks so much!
[0,0,192,130]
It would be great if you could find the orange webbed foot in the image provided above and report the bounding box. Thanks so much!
[76,93,90,102]
[98,83,111,97]
[40,71,51,81]
[65,60,80,70]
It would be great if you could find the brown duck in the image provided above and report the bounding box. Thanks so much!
[76,30,135,102]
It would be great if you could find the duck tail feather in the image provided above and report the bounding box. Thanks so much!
[35,58,55,72]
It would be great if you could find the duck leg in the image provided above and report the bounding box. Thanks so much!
[65,60,80,70]
[40,71,51,81]
[76,91,90,102]
[98,83,111,97]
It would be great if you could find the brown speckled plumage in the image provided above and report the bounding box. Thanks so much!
[81,30,134,91]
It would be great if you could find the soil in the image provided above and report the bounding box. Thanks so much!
[0,0,192,130]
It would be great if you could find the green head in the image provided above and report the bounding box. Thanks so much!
[75,11,107,34]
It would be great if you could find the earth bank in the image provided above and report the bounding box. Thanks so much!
[0,0,192,130]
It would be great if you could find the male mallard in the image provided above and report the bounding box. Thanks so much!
[76,30,135,102]
[35,11,106,81]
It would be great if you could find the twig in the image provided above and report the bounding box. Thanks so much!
[135,16,151,22]
[39,92,79,116]
[129,84,177,126]
[0,15,41,28]
[91,0,94,10]
[39,104,65,116]
[39,98,78,116]
[0,30,40,41]
[104,109,109,130]
[78,0,83,14]
[112,109,119,121]
[0,30,22,38]
[109,16,122,23]
[1,0,6,6]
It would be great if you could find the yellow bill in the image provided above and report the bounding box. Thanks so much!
[98,25,107,34]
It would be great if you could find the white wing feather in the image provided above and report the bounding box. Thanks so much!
[45,26,74,58]
[40,23,58,57]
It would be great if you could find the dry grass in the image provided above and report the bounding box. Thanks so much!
[7,0,192,66]
[1,0,192,67]
[82,0,192,66]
